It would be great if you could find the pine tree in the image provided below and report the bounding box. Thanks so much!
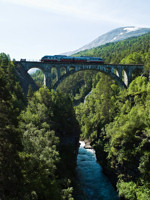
[0,53,24,199]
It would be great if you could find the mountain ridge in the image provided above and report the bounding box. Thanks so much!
[64,26,150,56]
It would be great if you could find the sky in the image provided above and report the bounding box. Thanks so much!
[0,0,150,61]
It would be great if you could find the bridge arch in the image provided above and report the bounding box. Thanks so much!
[51,66,57,82]
[115,68,120,77]
[67,65,75,72]
[60,66,67,76]
[53,67,127,90]
[26,65,46,87]
[122,69,129,86]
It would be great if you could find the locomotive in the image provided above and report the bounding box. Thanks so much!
[41,55,104,64]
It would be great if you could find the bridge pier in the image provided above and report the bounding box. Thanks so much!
[115,68,133,87]
[126,69,133,86]
[44,69,52,89]
[66,66,70,73]
[123,70,128,86]
[56,66,61,81]
[117,68,123,80]
[110,67,115,74]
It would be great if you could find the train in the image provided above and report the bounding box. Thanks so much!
[41,55,104,64]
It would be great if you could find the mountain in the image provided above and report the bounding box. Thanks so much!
[65,26,150,55]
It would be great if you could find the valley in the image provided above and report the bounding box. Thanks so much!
[0,27,150,200]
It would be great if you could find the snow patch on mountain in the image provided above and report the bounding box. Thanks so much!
[64,26,150,56]
[124,27,141,33]
[111,36,117,42]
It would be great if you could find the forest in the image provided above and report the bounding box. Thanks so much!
[0,32,150,200]
[0,53,79,200]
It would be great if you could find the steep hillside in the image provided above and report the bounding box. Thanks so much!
[65,26,150,55]
[75,32,150,66]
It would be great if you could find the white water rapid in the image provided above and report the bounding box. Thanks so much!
[76,141,120,200]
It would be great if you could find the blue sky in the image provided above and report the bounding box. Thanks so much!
[0,0,150,61]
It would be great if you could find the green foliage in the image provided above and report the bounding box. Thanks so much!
[117,181,137,200]
[19,123,60,199]
[61,179,74,200]
[144,49,150,73]
[30,70,44,87]
[75,74,150,200]
[75,73,120,139]
[27,84,34,102]
[0,53,25,199]
[120,52,144,64]
[0,53,77,199]
[75,32,150,66]
[103,77,150,199]
[57,70,99,104]
[19,87,77,199]
[117,181,150,200]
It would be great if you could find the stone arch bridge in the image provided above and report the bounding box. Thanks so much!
[16,61,143,90]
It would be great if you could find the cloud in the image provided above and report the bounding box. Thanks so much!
[3,0,150,28]
[2,0,123,24]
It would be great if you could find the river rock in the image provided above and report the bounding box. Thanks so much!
[84,142,92,149]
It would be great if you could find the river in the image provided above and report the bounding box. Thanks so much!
[76,141,120,200]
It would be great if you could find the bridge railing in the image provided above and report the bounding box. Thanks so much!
[19,59,40,62]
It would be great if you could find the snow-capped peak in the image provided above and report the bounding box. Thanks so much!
[124,27,141,33]
[64,26,150,56]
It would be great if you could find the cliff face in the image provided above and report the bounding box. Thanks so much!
[56,108,80,169]
[15,64,39,96]
[94,145,118,187]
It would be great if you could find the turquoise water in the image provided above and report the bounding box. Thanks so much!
[76,141,120,200]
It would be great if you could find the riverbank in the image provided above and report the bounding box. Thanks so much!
[84,139,119,189]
